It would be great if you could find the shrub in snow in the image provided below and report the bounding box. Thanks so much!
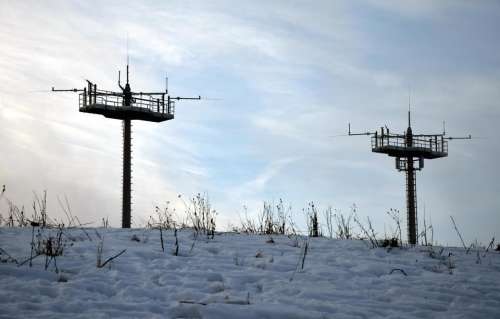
[381,237,399,248]
[305,202,320,238]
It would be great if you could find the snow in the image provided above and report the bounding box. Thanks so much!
[1,227,500,318]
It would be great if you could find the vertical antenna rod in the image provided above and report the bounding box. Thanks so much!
[126,33,130,84]
[408,87,411,128]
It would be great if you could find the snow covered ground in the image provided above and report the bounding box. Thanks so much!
[1,227,499,318]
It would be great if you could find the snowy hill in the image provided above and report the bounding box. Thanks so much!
[1,227,499,318]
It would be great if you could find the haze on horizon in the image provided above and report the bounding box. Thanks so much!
[1,0,499,246]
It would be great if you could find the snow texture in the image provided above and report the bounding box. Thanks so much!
[1,227,499,318]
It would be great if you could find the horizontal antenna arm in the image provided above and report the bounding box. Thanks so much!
[171,96,202,101]
[132,92,167,96]
[445,134,472,140]
[95,91,124,97]
[131,95,164,103]
[348,122,374,136]
[413,133,446,138]
[51,87,84,92]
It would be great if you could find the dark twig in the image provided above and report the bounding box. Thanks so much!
[30,223,37,267]
[290,239,309,282]
[189,231,198,255]
[18,253,42,267]
[483,237,495,257]
[389,268,408,276]
[301,241,309,270]
[179,300,208,306]
[450,216,468,253]
[174,228,179,256]
[74,216,92,241]
[159,226,165,252]
[98,249,127,268]
[0,247,19,264]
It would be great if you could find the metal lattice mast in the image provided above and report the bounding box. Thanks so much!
[406,161,417,244]
[122,119,132,228]
[121,64,133,228]
[405,113,417,244]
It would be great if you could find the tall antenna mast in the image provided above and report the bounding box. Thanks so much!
[348,106,471,245]
[52,50,201,228]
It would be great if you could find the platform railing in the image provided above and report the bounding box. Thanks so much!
[371,134,448,153]
[79,92,174,116]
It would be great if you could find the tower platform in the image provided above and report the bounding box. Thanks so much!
[371,134,448,159]
[78,91,174,122]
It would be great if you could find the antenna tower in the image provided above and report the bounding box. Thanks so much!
[53,59,200,228]
[348,110,471,244]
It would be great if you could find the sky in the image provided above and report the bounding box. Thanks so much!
[1,0,499,246]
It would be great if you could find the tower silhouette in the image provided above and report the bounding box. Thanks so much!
[349,110,471,244]
[53,61,200,228]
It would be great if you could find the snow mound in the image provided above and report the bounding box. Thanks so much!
[1,228,499,318]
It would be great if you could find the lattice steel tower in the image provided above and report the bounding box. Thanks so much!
[349,110,470,244]
[53,62,200,228]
